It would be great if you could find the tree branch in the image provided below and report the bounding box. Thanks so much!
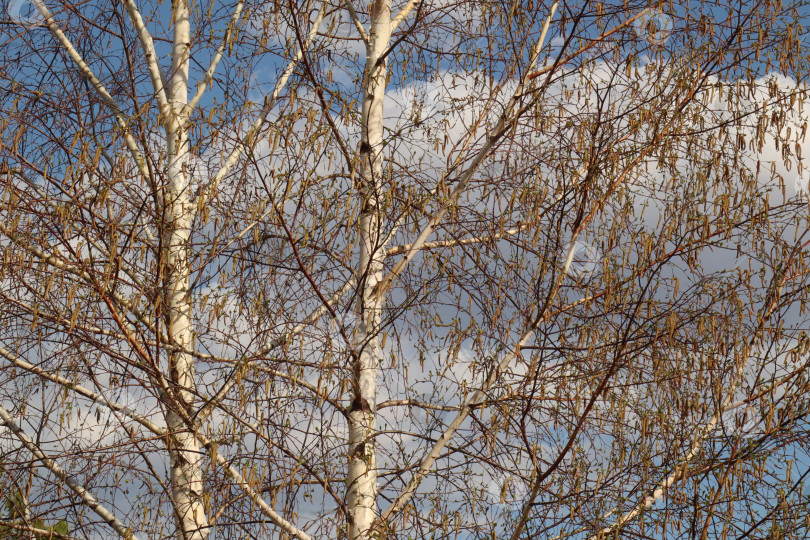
[370,1,558,301]
[0,345,164,436]
[192,429,314,540]
[195,0,328,209]
[121,0,170,114]
[187,0,246,113]
[384,220,536,256]
[342,0,368,44]
[391,0,420,31]
[0,405,140,540]
[30,0,152,184]
[3,345,316,540]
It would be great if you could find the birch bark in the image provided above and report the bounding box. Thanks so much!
[164,0,208,537]
[347,1,391,538]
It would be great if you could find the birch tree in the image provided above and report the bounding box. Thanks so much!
[1,0,810,539]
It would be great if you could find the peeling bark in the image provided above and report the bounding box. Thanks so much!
[164,0,208,537]
[347,2,391,538]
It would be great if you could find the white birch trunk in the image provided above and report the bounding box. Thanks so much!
[347,2,391,538]
[164,0,208,537]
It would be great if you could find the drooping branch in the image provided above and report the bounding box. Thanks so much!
[195,277,355,421]
[0,405,141,540]
[192,430,315,540]
[2,166,150,301]
[0,219,156,331]
[578,256,795,540]
[372,314,545,532]
[0,344,165,436]
[5,346,317,540]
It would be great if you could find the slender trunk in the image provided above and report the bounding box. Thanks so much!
[164,0,208,537]
[347,2,390,539]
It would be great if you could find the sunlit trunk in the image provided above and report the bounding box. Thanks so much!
[347,2,391,538]
[164,0,208,537]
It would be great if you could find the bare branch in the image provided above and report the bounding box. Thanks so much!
[391,0,420,31]
[0,519,83,540]
[187,0,246,113]
[0,345,164,436]
[372,1,558,300]
[384,220,536,256]
[121,0,170,113]
[377,399,461,412]
[195,0,328,210]
[192,430,314,540]
[30,0,152,183]
[0,405,141,540]
[342,0,369,44]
